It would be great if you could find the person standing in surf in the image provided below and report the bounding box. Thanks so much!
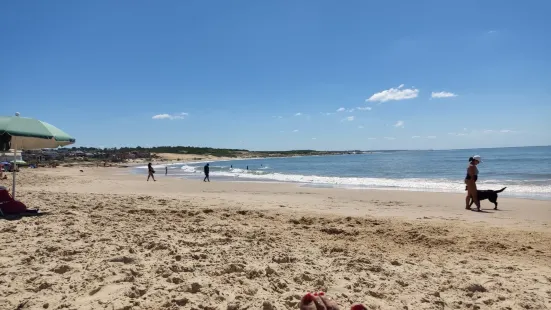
[203,163,210,182]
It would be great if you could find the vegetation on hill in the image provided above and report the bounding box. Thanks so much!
[63,146,352,158]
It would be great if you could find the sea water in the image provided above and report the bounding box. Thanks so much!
[135,146,551,200]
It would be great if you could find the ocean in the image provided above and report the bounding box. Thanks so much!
[136,146,551,200]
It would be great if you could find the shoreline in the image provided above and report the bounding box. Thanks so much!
[16,166,551,231]
[129,160,551,202]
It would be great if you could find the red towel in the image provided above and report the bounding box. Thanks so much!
[0,188,29,214]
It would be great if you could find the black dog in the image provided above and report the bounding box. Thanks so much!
[468,187,507,210]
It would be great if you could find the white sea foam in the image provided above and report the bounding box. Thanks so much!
[180,165,198,173]
[204,170,551,198]
[134,161,551,199]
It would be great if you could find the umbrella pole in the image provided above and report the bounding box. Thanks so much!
[12,143,16,199]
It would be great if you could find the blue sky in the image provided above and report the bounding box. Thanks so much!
[1,0,550,151]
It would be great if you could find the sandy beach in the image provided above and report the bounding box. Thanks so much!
[1,166,550,310]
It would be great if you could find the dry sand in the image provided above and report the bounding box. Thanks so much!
[1,167,550,310]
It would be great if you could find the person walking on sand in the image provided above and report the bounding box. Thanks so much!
[147,162,156,182]
[465,155,481,211]
[165,166,168,176]
[203,163,210,182]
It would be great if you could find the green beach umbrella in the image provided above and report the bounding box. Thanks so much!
[0,113,75,199]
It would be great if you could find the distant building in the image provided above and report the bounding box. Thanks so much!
[0,150,26,164]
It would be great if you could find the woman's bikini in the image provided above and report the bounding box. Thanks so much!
[465,164,478,182]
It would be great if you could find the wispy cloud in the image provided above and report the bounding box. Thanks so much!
[343,116,355,122]
[488,30,497,34]
[337,107,355,112]
[483,129,517,134]
[411,135,436,139]
[356,106,372,111]
[431,91,458,99]
[152,113,188,120]
[294,112,302,116]
[311,138,316,140]
[448,128,517,136]
[292,129,299,132]
[358,125,364,129]
[367,84,419,103]
[368,137,377,140]
[394,120,405,128]
[384,137,396,140]
[448,132,467,136]
[272,116,283,119]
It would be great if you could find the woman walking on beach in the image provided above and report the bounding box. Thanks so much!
[465,155,481,211]
[147,163,156,182]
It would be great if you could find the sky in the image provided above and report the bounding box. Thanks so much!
[1,0,550,151]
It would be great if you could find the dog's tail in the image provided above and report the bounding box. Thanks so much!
[494,187,507,193]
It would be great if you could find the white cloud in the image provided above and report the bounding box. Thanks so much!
[427,136,437,139]
[366,84,419,103]
[480,129,517,134]
[321,112,333,116]
[152,113,188,120]
[394,120,404,128]
[356,107,372,111]
[311,138,316,140]
[343,116,355,122]
[358,125,364,129]
[337,107,357,112]
[294,113,302,116]
[272,116,283,119]
[368,137,377,140]
[152,114,171,120]
[411,136,421,139]
[384,137,396,140]
[292,129,299,132]
[449,128,516,136]
[431,91,457,99]
[488,30,497,34]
